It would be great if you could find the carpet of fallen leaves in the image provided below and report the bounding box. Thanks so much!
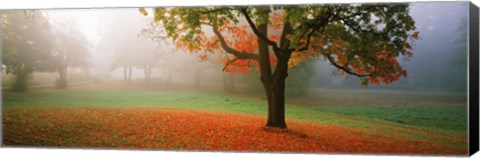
[3,107,467,155]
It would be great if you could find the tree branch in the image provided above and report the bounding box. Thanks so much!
[296,28,320,52]
[239,8,281,53]
[198,7,236,15]
[222,57,239,71]
[325,54,371,77]
[294,7,334,52]
[279,21,292,50]
[212,25,259,60]
[341,19,383,36]
[334,6,383,36]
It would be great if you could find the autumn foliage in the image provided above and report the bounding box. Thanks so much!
[3,107,466,154]
[172,17,283,74]
[143,6,419,86]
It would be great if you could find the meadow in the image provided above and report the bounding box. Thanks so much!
[2,81,468,155]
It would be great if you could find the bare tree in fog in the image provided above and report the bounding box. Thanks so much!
[51,18,91,88]
[96,10,160,84]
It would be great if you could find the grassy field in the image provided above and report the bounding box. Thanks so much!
[2,81,469,155]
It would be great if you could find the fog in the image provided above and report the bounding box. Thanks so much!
[312,2,469,93]
[1,2,470,94]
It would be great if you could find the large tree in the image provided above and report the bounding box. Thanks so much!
[1,10,57,91]
[51,18,91,88]
[141,4,419,128]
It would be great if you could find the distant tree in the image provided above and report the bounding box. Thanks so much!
[141,20,244,90]
[51,18,91,88]
[139,21,181,83]
[97,11,159,84]
[1,10,57,91]
[133,42,160,82]
[141,4,419,128]
[109,42,158,84]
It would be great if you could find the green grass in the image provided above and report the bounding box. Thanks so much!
[3,87,468,135]
[314,105,467,134]
[2,88,371,129]
[2,85,469,148]
[3,89,267,113]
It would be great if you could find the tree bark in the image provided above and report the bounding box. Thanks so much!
[256,23,277,127]
[269,51,291,129]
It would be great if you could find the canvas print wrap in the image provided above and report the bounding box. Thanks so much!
[0,1,472,156]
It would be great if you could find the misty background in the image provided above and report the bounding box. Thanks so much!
[1,2,470,95]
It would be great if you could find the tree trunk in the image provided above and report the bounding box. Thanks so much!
[12,63,29,91]
[256,18,293,128]
[269,52,291,129]
[257,23,276,127]
[56,66,68,89]
[128,65,132,84]
[144,66,150,82]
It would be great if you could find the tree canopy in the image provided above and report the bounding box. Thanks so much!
[1,10,58,91]
[141,4,419,86]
